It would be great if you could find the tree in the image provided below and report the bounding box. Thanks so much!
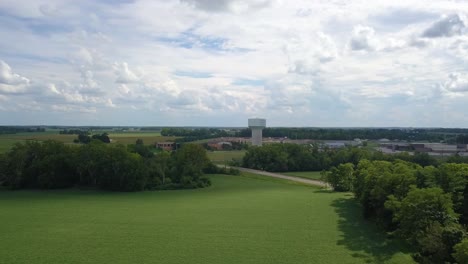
[128,139,154,158]
[386,187,457,241]
[453,239,468,264]
[92,133,110,143]
[77,134,91,144]
[322,163,354,191]
[386,187,462,263]
[171,144,211,187]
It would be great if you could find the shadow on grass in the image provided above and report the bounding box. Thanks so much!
[331,198,413,263]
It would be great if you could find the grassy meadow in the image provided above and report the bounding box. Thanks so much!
[206,150,246,164]
[282,171,323,180]
[0,174,414,264]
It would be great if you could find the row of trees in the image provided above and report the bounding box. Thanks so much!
[59,129,89,135]
[161,128,232,142]
[236,127,468,142]
[322,160,468,263]
[241,143,445,172]
[0,126,45,134]
[0,140,220,192]
[74,133,111,144]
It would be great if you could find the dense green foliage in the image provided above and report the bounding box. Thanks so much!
[242,143,439,172]
[236,127,468,143]
[323,159,468,263]
[453,239,468,263]
[321,163,354,191]
[0,174,414,264]
[1,140,214,191]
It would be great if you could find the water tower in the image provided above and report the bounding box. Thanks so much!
[248,118,266,146]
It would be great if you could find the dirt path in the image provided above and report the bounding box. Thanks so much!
[233,167,328,187]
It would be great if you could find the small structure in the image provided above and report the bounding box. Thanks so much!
[248,118,266,146]
[156,142,174,151]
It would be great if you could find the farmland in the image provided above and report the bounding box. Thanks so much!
[0,173,414,264]
[0,131,178,153]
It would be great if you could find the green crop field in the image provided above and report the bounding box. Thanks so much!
[207,150,246,164]
[282,171,323,180]
[0,174,414,264]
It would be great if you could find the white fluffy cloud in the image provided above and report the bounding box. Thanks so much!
[0,60,30,94]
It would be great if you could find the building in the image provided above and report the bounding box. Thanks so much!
[156,142,174,151]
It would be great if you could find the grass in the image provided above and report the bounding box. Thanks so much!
[207,150,246,164]
[0,174,414,264]
[282,171,323,180]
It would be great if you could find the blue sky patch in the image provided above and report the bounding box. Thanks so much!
[174,70,212,78]
[232,78,266,86]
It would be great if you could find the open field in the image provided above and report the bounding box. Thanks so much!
[0,174,414,264]
[108,132,177,145]
[0,131,178,153]
[0,134,77,153]
[282,171,323,180]
[207,150,246,164]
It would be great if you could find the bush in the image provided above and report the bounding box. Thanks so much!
[453,239,468,263]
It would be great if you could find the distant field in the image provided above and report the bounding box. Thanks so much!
[108,132,177,145]
[0,134,77,153]
[0,131,178,153]
[0,174,414,264]
[282,171,322,180]
[207,150,246,164]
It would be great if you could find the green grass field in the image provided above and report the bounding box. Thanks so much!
[206,150,246,164]
[282,171,323,180]
[0,174,414,264]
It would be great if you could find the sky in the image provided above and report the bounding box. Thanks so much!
[1,0,468,127]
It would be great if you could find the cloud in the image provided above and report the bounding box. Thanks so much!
[181,0,232,12]
[181,0,271,13]
[114,62,139,83]
[422,14,467,38]
[2,0,468,126]
[371,8,438,28]
[442,73,468,92]
[0,60,30,86]
[287,32,338,75]
[0,60,31,93]
[348,25,379,51]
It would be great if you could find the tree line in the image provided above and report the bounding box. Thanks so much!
[0,140,233,192]
[73,133,111,144]
[236,127,468,143]
[59,129,90,135]
[240,143,449,172]
[161,128,232,142]
[0,126,45,134]
[322,160,468,263]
